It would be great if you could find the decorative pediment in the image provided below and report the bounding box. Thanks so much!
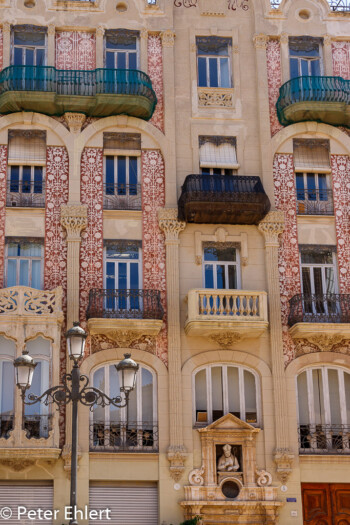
[199,413,259,433]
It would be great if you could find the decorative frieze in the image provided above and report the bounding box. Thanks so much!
[198,87,233,107]
[332,41,350,79]
[55,31,96,70]
[332,155,350,293]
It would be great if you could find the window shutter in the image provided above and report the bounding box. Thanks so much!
[103,133,141,151]
[293,139,330,171]
[199,140,237,168]
[8,130,46,163]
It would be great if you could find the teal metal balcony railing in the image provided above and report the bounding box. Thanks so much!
[0,65,157,120]
[271,0,350,11]
[276,75,350,127]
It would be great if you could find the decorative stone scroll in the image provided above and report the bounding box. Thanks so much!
[198,87,233,108]
[189,465,205,486]
[168,447,188,482]
[255,469,273,487]
[161,30,175,48]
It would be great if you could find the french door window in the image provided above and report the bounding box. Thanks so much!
[300,248,337,315]
[91,364,157,451]
[12,30,46,66]
[6,241,43,289]
[104,156,138,196]
[105,34,138,69]
[203,245,240,289]
[201,168,235,176]
[296,173,332,215]
[197,37,232,88]
[289,38,322,78]
[194,365,259,426]
[105,241,141,311]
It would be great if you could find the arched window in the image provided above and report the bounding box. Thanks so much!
[297,367,350,453]
[24,337,51,439]
[91,364,157,452]
[0,336,16,439]
[194,364,260,426]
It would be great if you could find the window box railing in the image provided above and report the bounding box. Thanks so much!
[0,66,157,120]
[86,289,164,320]
[299,424,350,454]
[90,421,158,452]
[103,183,141,211]
[6,180,46,208]
[0,415,14,439]
[296,189,334,215]
[23,414,53,440]
[271,0,350,10]
[289,294,350,325]
[276,75,350,127]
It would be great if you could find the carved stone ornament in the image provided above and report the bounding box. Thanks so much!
[301,334,345,352]
[198,87,233,108]
[96,25,105,37]
[256,469,273,487]
[168,446,187,482]
[104,330,145,348]
[158,208,186,242]
[2,21,11,34]
[140,28,148,40]
[279,33,289,45]
[61,205,88,239]
[63,112,87,133]
[274,449,294,484]
[253,33,268,50]
[258,211,285,246]
[0,459,35,471]
[61,443,82,473]
[161,30,176,47]
[209,332,242,348]
[189,465,205,486]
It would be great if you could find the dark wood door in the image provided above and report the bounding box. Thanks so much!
[302,484,350,525]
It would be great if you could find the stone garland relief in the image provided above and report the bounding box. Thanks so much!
[0,146,7,288]
[44,146,69,446]
[332,41,350,80]
[55,31,96,70]
[148,35,164,134]
[266,39,283,137]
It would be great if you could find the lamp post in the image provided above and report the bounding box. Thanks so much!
[13,322,139,525]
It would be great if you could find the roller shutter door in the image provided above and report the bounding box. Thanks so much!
[89,485,158,525]
[0,483,53,525]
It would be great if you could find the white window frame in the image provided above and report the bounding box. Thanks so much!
[11,30,47,66]
[300,250,338,296]
[289,42,324,77]
[7,165,45,193]
[202,245,241,289]
[197,40,232,88]
[5,241,44,289]
[103,245,142,290]
[192,364,261,427]
[104,36,140,69]
[103,155,140,194]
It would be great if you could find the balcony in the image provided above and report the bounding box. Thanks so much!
[185,289,268,339]
[296,189,334,216]
[23,415,53,440]
[7,181,45,208]
[277,76,350,128]
[103,183,141,211]
[0,66,157,120]
[90,421,158,453]
[288,293,350,341]
[178,175,270,225]
[271,0,350,11]
[0,286,63,319]
[86,289,164,340]
[299,425,350,455]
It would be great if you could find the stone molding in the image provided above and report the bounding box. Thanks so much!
[258,211,285,246]
[167,445,188,482]
[158,208,186,243]
[63,113,87,133]
[61,205,88,240]
[274,449,294,484]
[161,30,175,47]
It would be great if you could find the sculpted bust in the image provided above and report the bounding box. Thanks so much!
[217,444,240,472]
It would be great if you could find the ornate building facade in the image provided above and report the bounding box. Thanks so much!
[0,0,349,523]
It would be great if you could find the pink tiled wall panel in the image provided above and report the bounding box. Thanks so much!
[332,42,350,80]
[267,39,283,137]
[148,35,164,133]
[56,31,96,70]
[332,155,350,293]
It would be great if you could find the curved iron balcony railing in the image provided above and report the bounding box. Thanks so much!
[271,0,350,11]
[90,421,159,453]
[86,289,164,320]
[299,425,350,455]
[178,174,271,225]
[277,75,350,127]
[0,65,157,120]
[288,294,350,326]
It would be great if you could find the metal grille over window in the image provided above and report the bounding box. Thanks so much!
[8,130,46,163]
[199,136,238,172]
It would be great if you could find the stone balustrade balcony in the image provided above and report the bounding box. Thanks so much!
[0,286,63,323]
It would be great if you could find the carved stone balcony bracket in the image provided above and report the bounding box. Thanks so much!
[258,211,285,247]
[64,113,87,133]
[0,448,61,472]
[87,318,163,344]
[158,208,186,243]
[274,449,294,484]
[61,443,82,475]
[167,445,188,483]
[61,205,88,240]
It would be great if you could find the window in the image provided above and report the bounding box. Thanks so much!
[23,338,51,439]
[0,337,16,439]
[105,30,139,69]
[5,240,43,289]
[203,244,240,289]
[91,364,157,451]
[197,37,232,88]
[297,367,350,453]
[199,136,238,172]
[194,365,259,426]
[12,26,46,66]
[289,37,322,78]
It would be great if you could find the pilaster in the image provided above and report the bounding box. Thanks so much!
[140,29,148,74]
[323,34,333,76]
[96,26,104,68]
[47,24,56,67]
[280,32,289,84]
[2,22,10,69]
[158,208,187,481]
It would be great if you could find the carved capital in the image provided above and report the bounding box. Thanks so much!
[274,449,294,484]
[140,28,149,40]
[258,211,285,246]
[48,24,55,36]
[256,469,273,487]
[96,25,105,37]
[253,33,268,50]
[158,208,186,242]
[323,34,332,46]
[189,465,205,486]
[209,332,242,348]
[61,443,82,474]
[61,205,88,240]
[280,32,289,45]
[167,446,187,482]
[63,112,87,133]
[161,30,176,47]
[2,21,11,34]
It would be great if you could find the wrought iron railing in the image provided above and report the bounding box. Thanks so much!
[296,189,334,215]
[86,289,164,320]
[90,421,158,452]
[0,415,14,439]
[289,294,350,325]
[103,183,141,210]
[7,181,45,208]
[277,76,350,126]
[271,0,350,10]
[23,414,53,439]
[299,425,350,454]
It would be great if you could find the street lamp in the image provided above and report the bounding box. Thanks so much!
[14,322,138,525]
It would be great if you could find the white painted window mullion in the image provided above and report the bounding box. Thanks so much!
[338,370,347,426]
[239,367,245,421]
[306,369,315,426]
[207,367,212,424]
[322,367,331,426]
[222,365,229,416]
